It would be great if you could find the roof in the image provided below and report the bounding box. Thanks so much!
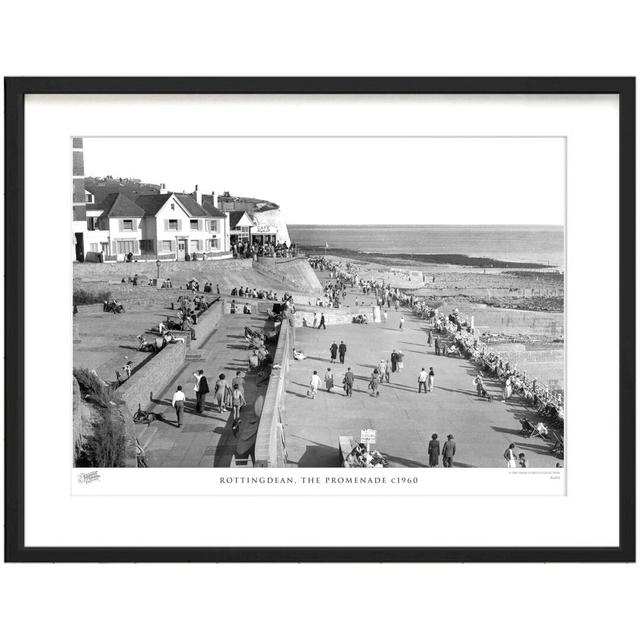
[174,194,212,218]
[202,200,227,219]
[134,193,173,217]
[229,211,255,229]
[85,177,160,206]
[97,193,146,219]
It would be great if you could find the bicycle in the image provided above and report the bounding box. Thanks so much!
[132,403,159,425]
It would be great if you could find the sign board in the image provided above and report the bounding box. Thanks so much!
[360,429,376,445]
[254,225,275,234]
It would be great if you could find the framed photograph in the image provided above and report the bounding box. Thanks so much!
[5,77,635,562]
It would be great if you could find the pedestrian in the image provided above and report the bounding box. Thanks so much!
[442,434,456,467]
[428,433,440,467]
[231,370,245,394]
[312,312,318,328]
[318,313,326,330]
[384,359,391,383]
[171,384,185,427]
[418,367,428,393]
[474,373,484,397]
[503,377,513,402]
[378,360,386,383]
[343,367,355,397]
[193,369,209,413]
[330,341,338,363]
[434,337,440,356]
[338,340,347,364]
[442,344,448,357]
[504,443,517,468]
[390,349,398,372]
[399,316,405,330]
[518,453,528,468]
[383,309,388,323]
[427,329,432,346]
[308,370,321,399]
[214,373,229,413]
[427,366,435,392]
[369,369,380,397]
[231,383,245,434]
[324,368,334,392]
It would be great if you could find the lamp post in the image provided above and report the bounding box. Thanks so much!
[156,259,161,284]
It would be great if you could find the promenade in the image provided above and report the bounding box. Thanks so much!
[284,305,560,468]
[139,313,270,467]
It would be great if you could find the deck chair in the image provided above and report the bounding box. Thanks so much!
[531,422,549,440]
[550,431,564,456]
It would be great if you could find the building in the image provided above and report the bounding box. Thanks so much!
[72,138,88,261]
[217,191,291,246]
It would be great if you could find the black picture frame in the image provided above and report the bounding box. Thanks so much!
[4,77,635,563]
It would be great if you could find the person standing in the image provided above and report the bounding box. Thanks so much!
[434,337,440,356]
[428,433,440,467]
[390,349,398,373]
[193,369,209,413]
[324,368,334,392]
[503,377,513,402]
[427,329,432,347]
[442,434,456,467]
[383,309,388,323]
[518,453,528,468]
[318,313,326,330]
[171,385,186,427]
[312,312,318,328]
[504,443,517,468]
[369,370,380,397]
[384,359,391,383]
[399,316,405,330]
[330,341,338,363]
[418,367,428,393]
[427,366,435,393]
[378,359,386,384]
[442,344,448,357]
[343,367,355,397]
[338,340,347,364]
[214,373,229,413]
[308,370,321,399]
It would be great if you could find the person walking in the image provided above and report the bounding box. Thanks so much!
[427,366,435,392]
[214,373,229,413]
[473,373,484,397]
[434,337,440,356]
[427,329,432,347]
[312,312,318,328]
[318,313,326,330]
[171,385,185,427]
[399,316,405,330]
[338,340,347,364]
[193,369,209,413]
[369,370,380,397]
[390,349,398,373]
[428,433,440,467]
[504,443,517,468]
[308,370,321,399]
[330,341,338,363]
[343,367,355,397]
[378,360,386,384]
[384,359,391,383]
[418,367,428,393]
[503,377,513,402]
[442,434,457,467]
[442,343,448,357]
[231,383,246,434]
[324,368,334,392]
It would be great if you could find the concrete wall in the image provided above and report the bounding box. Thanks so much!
[117,341,186,412]
[254,321,293,467]
[254,256,322,293]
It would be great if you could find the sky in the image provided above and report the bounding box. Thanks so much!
[83,137,565,226]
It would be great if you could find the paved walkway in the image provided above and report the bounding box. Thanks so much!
[140,313,271,467]
[284,308,560,468]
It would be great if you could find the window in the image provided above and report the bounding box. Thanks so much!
[139,239,155,254]
[208,238,220,250]
[161,240,173,252]
[87,216,98,231]
[168,219,178,231]
[116,240,137,254]
[170,203,175,210]
[85,192,94,203]
[190,219,199,231]
[89,243,99,252]
[123,219,134,231]
[209,220,220,233]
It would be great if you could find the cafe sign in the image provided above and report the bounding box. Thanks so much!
[254,225,275,234]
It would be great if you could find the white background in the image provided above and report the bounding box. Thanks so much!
[1,1,638,639]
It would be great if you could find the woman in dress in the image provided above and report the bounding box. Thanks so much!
[369,369,380,397]
[503,376,513,402]
[214,373,229,413]
[324,368,334,392]
[428,433,440,467]
[330,341,338,363]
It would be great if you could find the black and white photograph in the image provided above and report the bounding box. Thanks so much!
[72,136,565,472]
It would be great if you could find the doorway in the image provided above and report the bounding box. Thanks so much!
[177,239,187,260]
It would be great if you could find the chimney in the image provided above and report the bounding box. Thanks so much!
[159,183,168,194]
[194,184,201,205]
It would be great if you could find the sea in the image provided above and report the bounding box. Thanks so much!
[288,224,565,268]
